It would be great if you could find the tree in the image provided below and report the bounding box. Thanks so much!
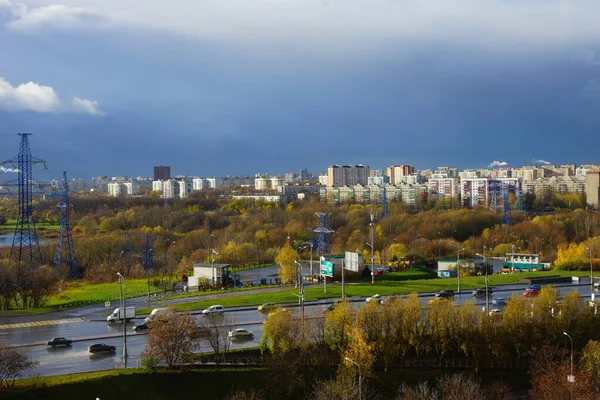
[197,313,233,359]
[324,299,353,352]
[260,308,301,357]
[142,310,200,368]
[0,345,38,389]
[274,242,297,283]
[388,243,408,268]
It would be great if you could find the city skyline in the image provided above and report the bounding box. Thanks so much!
[1,1,600,178]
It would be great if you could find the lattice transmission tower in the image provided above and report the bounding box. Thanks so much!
[313,212,334,256]
[0,133,47,268]
[53,171,80,277]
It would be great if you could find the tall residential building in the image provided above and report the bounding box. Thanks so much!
[153,166,171,181]
[386,165,415,185]
[327,165,370,187]
[192,177,223,190]
[108,181,138,197]
[587,171,600,208]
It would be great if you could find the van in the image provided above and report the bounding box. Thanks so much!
[145,308,169,323]
[107,307,136,323]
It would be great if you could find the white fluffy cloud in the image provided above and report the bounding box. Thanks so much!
[0,77,103,114]
[488,161,509,169]
[72,97,103,115]
[3,0,600,50]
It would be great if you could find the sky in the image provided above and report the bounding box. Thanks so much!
[0,0,600,180]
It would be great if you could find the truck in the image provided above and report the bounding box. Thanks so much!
[107,306,136,323]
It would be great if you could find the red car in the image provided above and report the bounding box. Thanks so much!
[523,288,540,297]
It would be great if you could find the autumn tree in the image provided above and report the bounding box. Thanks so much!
[0,345,38,389]
[143,310,200,368]
[197,313,233,359]
[260,308,302,357]
[274,242,298,283]
[324,299,354,352]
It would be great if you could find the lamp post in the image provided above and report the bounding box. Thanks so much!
[438,232,442,260]
[511,244,516,272]
[146,248,153,301]
[165,240,175,284]
[366,242,374,284]
[484,246,490,312]
[563,331,575,393]
[299,242,314,278]
[294,261,305,321]
[457,247,465,294]
[117,272,127,363]
[413,232,421,269]
[345,357,362,400]
[588,246,594,302]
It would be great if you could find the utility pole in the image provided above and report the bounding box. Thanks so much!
[457,247,465,294]
[484,246,489,313]
[117,271,127,364]
[370,213,375,283]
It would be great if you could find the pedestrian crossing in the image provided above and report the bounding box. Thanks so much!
[0,317,85,330]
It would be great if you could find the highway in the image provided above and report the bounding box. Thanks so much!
[2,280,597,377]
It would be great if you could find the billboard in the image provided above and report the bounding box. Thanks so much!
[320,257,334,277]
[344,251,360,272]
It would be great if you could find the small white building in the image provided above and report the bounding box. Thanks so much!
[187,263,231,288]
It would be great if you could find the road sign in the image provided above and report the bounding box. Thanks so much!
[344,251,360,272]
[320,260,334,277]
[104,301,110,309]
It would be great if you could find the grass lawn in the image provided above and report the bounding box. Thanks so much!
[7,364,531,400]
[2,277,167,314]
[7,367,269,400]
[138,270,592,314]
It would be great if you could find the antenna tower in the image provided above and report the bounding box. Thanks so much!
[0,133,47,267]
[53,171,80,277]
[313,212,334,256]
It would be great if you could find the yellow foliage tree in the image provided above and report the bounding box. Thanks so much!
[274,242,298,283]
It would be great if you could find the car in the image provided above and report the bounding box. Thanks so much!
[524,288,540,297]
[258,303,276,312]
[228,328,254,340]
[46,337,72,347]
[526,285,542,291]
[488,309,502,315]
[472,287,493,297]
[492,298,507,306]
[594,281,600,289]
[366,294,382,303]
[323,304,336,312]
[88,343,116,354]
[132,323,148,332]
[435,290,455,300]
[202,305,225,315]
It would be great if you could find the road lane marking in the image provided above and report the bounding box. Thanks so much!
[0,317,85,330]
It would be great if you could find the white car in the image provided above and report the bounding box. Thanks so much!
[366,294,382,303]
[202,305,224,315]
[228,328,254,340]
[488,309,502,315]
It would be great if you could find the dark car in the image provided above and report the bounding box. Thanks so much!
[47,337,72,347]
[132,323,148,332]
[88,343,116,354]
[435,290,455,300]
[472,287,493,297]
[526,285,542,291]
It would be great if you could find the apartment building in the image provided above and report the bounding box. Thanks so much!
[386,165,415,185]
[327,165,370,187]
[587,171,600,208]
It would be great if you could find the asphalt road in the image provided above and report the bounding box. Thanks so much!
[3,279,598,377]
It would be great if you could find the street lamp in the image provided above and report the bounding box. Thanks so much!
[511,244,516,272]
[483,246,489,312]
[165,240,175,284]
[299,242,314,278]
[413,233,421,268]
[345,357,362,400]
[146,248,153,301]
[294,261,305,322]
[437,232,442,260]
[563,332,575,388]
[587,246,594,301]
[457,247,465,294]
[366,242,375,284]
[117,272,127,363]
